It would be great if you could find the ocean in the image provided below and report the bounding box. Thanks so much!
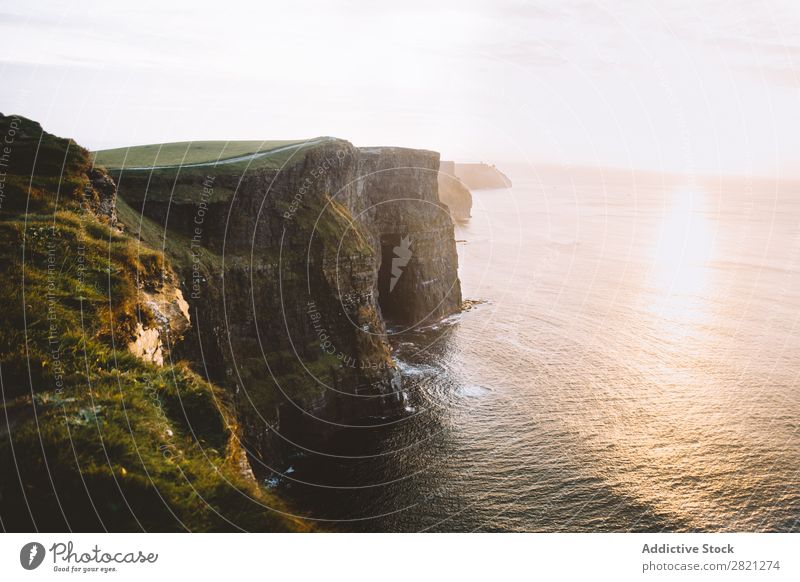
[280,165,800,532]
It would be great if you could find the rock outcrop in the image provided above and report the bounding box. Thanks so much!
[109,138,462,466]
[437,160,472,221]
[455,162,512,189]
[126,277,191,366]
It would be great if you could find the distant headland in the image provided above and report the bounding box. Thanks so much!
[453,162,512,190]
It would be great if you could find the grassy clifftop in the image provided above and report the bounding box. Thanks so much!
[92,137,335,205]
[92,139,310,169]
[0,114,309,531]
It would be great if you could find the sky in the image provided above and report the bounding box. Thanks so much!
[2,0,800,176]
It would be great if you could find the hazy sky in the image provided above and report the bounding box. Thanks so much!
[2,0,799,175]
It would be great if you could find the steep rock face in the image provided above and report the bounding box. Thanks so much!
[111,139,462,466]
[455,162,512,189]
[437,160,472,221]
[352,148,462,325]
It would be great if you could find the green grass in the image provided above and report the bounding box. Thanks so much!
[114,195,224,272]
[92,139,313,169]
[0,207,309,531]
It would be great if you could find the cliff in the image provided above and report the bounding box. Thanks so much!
[104,138,462,469]
[0,114,309,531]
[438,160,472,221]
[455,162,512,189]
[0,113,462,531]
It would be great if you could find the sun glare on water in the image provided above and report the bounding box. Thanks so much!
[648,186,716,329]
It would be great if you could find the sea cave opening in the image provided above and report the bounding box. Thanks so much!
[377,233,405,322]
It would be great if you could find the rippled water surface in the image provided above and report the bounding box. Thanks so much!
[280,168,800,531]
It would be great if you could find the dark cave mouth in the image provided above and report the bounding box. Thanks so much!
[377,233,406,322]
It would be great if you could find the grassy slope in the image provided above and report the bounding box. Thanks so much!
[0,114,309,531]
[92,139,307,169]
